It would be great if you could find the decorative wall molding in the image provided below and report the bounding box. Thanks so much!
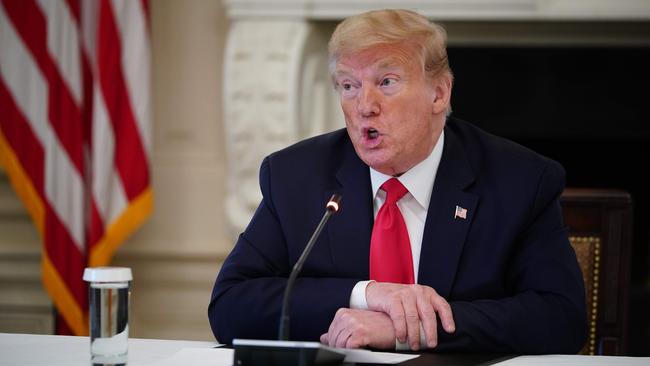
[224,0,650,21]
[0,171,52,335]
[222,19,341,237]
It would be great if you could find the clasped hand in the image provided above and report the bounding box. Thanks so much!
[320,282,455,350]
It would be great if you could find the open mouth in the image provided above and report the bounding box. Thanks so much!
[366,128,379,140]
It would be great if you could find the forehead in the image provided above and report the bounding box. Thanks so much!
[335,42,421,75]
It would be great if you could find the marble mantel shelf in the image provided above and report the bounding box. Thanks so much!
[224,0,650,21]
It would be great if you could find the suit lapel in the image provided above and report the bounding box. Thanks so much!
[418,126,479,298]
[325,139,373,278]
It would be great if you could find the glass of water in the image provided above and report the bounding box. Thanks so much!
[83,267,132,366]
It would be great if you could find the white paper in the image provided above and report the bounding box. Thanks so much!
[342,348,419,364]
[494,355,650,366]
[147,347,418,366]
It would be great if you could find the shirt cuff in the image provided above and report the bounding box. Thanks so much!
[395,323,427,350]
[349,280,373,310]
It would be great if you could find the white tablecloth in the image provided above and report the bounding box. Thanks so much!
[0,333,217,366]
[2,333,648,366]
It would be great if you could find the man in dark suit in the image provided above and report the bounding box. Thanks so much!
[209,9,587,353]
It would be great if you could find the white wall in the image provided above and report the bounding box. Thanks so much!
[111,0,231,341]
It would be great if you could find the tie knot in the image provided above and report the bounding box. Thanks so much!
[381,178,408,205]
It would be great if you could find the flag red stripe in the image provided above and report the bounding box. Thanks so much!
[45,204,87,308]
[0,77,46,198]
[87,200,105,251]
[64,0,80,25]
[81,51,94,148]
[140,0,150,32]
[97,0,149,200]
[3,0,85,176]
[1,0,50,83]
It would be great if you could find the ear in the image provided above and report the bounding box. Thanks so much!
[432,73,452,115]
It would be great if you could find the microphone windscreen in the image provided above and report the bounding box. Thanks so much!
[326,194,342,213]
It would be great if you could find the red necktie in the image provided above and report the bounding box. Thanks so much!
[369,178,415,284]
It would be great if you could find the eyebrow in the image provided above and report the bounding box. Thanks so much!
[334,58,405,78]
[333,69,351,77]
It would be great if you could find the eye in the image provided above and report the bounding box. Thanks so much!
[338,80,359,98]
[380,77,397,87]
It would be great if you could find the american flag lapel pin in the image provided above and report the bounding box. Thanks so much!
[454,205,468,220]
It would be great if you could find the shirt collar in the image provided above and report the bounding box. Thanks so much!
[370,130,444,209]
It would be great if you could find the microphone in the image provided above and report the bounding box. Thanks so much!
[233,194,346,366]
[279,193,341,341]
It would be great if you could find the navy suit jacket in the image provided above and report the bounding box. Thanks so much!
[209,117,587,353]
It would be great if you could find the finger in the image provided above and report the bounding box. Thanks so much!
[328,327,340,348]
[346,333,364,349]
[334,329,352,348]
[431,293,455,333]
[326,321,341,348]
[326,309,345,347]
[401,295,421,350]
[416,294,438,348]
[320,333,329,345]
[387,297,407,343]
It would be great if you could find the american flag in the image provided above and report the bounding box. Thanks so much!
[455,205,467,220]
[0,0,152,335]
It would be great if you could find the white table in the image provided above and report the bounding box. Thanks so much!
[1,333,648,366]
[0,333,218,366]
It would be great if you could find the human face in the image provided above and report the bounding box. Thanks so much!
[334,42,448,176]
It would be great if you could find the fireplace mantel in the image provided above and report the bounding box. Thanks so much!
[224,0,650,21]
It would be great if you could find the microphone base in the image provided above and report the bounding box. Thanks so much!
[233,339,346,366]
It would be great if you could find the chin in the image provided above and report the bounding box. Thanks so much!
[357,149,398,174]
[365,159,396,175]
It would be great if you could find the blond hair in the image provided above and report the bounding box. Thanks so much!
[328,9,452,83]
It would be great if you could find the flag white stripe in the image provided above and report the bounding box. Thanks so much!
[91,82,116,221]
[45,133,86,250]
[36,0,82,105]
[0,4,49,145]
[107,166,128,225]
[110,0,152,157]
[91,82,129,227]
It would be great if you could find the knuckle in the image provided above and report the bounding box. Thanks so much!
[405,314,419,322]
[422,306,436,316]
[389,299,402,311]
[336,309,351,320]
[389,309,405,320]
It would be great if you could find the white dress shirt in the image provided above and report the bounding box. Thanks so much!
[349,130,444,308]
[347,131,444,349]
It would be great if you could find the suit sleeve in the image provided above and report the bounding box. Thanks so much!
[208,157,359,344]
[437,160,588,354]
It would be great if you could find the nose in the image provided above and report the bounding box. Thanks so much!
[357,85,380,117]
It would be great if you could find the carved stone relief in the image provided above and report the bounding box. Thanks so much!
[223,20,343,238]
